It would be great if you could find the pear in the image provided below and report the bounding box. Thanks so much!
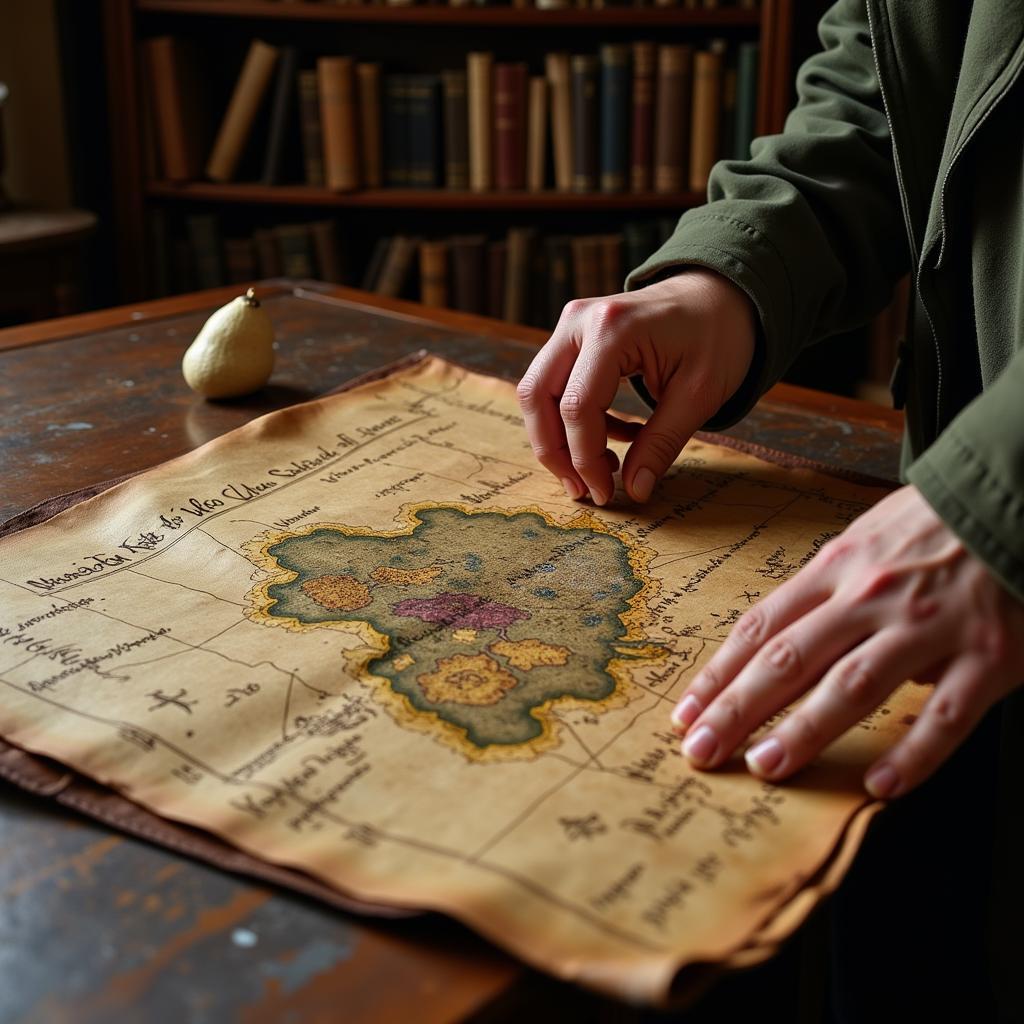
[182,288,275,399]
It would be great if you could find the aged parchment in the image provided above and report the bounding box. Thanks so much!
[0,356,924,1002]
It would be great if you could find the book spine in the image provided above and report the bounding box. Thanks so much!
[544,235,573,327]
[545,53,573,192]
[383,75,411,187]
[629,41,656,192]
[526,76,548,192]
[570,54,598,193]
[260,46,298,185]
[599,44,630,193]
[206,39,280,183]
[623,219,659,275]
[318,56,361,191]
[361,235,392,291]
[598,232,624,294]
[311,219,344,283]
[419,240,449,307]
[224,237,257,285]
[503,227,533,322]
[143,37,202,182]
[407,74,442,188]
[689,47,723,193]
[653,44,692,194]
[450,235,486,313]
[376,235,417,298]
[297,69,325,187]
[493,62,527,191]
[570,235,601,299]
[467,52,493,192]
[356,62,383,188]
[253,228,283,278]
[187,214,225,288]
[275,223,315,278]
[733,41,759,160]
[442,70,470,190]
[486,240,507,319]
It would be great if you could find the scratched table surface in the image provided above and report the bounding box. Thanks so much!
[0,281,904,1023]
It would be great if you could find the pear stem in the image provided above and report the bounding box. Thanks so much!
[243,287,260,308]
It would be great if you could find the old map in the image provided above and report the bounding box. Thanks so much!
[0,356,924,1002]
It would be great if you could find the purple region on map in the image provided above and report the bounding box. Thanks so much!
[392,592,529,631]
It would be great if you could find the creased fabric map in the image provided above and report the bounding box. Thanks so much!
[0,356,924,1003]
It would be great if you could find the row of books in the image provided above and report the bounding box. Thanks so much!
[151,213,678,327]
[200,0,760,7]
[143,36,758,195]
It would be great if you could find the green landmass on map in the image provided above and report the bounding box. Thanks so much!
[259,505,647,749]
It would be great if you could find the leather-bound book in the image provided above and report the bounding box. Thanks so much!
[253,228,283,278]
[224,237,257,284]
[441,70,469,189]
[720,62,738,163]
[545,53,573,191]
[318,56,360,191]
[274,223,315,278]
[260,45,298,185]
[570,54,598,192]
[734,41,759,160]
[450,235,486,314]
[383,74,411,187]
[186,214,225,289]
[570,234,602,299]
[467,52,493,192]
[419,240,449,307]
[526,76,547,192]
[356,62,383,188]
[206,39,279,182]
[629,41,656,192]
[142,36,204,181]
[486,240,508,319]
[297,68,325,187]
[544,235,573,328]
[494,63,528,191]
[407,73,442,188]
[310,219,344,283]
[503,227,535,323]
[361,235,392,291]
[375,235,418,297]
[598,232,624,294]
[623,219,659,274]
[653,43,692,194]
[599,44,630,193]
[689,45,723,193]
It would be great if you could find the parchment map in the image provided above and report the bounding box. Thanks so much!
[0,356,924,1002]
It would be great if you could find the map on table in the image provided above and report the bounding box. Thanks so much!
[0,355,924,1003]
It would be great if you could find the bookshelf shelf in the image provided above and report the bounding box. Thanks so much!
[135,1,762,29]
[146,180,706,210]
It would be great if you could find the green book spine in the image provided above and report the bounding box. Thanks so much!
[734,42,759,160]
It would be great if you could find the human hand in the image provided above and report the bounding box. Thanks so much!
[670,485,1024,798]
[516,271,757,506]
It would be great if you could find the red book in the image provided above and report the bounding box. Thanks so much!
[493,62,528,191]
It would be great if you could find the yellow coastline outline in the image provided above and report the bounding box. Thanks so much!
[242,501,666,762]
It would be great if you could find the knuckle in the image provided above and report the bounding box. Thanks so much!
[642,429,686,470]
[783,712,822,751]
[515,375,538,407]
[691,665,720,700]
[854,566,899,602]
[761,635,801,676]
[713,689,743,731]
[558,389,587,423]
[560,298,587,322]
[929,694,968,734]
[972,621,1011,667]
[736,606,768,647]
[834,658,876,703]
[816,537,854,571]
[591,298,629,332]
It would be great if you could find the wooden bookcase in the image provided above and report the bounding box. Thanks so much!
[101,0,794,305]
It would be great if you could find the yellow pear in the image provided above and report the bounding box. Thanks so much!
[182,288,275,399]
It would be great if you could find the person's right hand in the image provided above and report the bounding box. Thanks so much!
[516,269,758,506]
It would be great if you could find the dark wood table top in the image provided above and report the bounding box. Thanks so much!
[0,281,904,1022]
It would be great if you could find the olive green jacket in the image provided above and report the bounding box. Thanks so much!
[627,0,1024,603]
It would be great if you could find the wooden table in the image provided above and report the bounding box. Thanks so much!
[0,281,904,1022]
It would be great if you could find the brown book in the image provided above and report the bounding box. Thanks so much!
[442,70,469,190]
[689,47,723,193]
[450,235,486,314]
[361,235,392,291]
[570,235,602,299]
[375,235,417,298]
[630,41,656,192]
[467,52,493,192]
[142,36,204,181]
[503,227,534,323]
[356,62,383,188]
[494,63,528,192]
[274,223,315,278]
[206,39,280,183]
[526,76,548,192]
[486,240,508,319]
[419,240,449,308]
[545,53,573,192]
[318,57,360,191]
[598,233,624,295]
[654,44,693,194]
[224,237,257,285]
[253,229,282,279]
[570,54,598,193]
[310,219,344,283]
[297,69,325,187]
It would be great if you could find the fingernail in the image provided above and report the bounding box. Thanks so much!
[562,477,582,500]
[682,724,718,765]
[590,485,609,507]
[745,737,784,777]
[631,467,655,502]
[865,764,899,799]
[671,694,702,732]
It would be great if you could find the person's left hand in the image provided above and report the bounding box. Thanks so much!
[670,484,1024,798]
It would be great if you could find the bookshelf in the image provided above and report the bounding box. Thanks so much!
[102,0,795,318]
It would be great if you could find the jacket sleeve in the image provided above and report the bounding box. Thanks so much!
[906,349,1024,603]
[625,0,911,427]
